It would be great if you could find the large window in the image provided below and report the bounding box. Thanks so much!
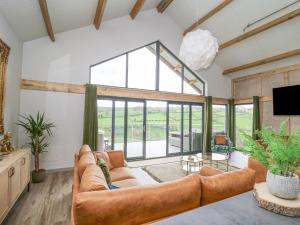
[90,41,205,95]
[212,105,227,134]
[235,104,253,148]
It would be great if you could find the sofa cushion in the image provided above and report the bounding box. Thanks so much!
[248,157,267,183]
[79,145,92,158]
[110,167,135,182]
[74,174,201,225]
[80,164,109,192]
[112,178,140,188]
[94,151,113,170]
[199,166,224,176]
[215,135,227,145]
[200,168,255,206]
[78,152,96,178]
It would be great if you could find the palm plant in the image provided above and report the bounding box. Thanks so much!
[17,112,55,172]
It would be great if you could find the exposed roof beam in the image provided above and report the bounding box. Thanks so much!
[38,0,55,42]
[223,49,300,75]
[183,0,233,36]
[220,8,300,50]
[130,0,145,19]
[94,0,107,29]
[157,0,174,13]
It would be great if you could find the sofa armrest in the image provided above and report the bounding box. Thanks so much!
[106,150,126,168]
[73,174,201,225]
[200,168,255,206]
[199,166,224,176]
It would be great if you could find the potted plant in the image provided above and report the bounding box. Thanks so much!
[17,112,55,183]
[243,120,300,199]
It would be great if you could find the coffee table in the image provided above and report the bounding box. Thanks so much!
[181,155,203,175]
[196,153,229,171]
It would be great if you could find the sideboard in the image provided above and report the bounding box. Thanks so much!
[0,149,31,224]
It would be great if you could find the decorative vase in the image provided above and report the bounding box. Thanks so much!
[266,170,300,200]
[32,169,46,183]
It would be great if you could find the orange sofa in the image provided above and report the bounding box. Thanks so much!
[71,145,255,225]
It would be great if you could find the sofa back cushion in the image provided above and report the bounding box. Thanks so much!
[74,174,201,225]
[78,152,96,178]
[80,164,109,192]
[248,157,267,183]
[79,145,92,158]
[200,168,255,206]
[199,166,224,176]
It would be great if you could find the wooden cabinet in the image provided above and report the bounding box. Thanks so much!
[20,153,30,190]
[9,159,21,204]
[0,150,31,224]
[0,168,9,220]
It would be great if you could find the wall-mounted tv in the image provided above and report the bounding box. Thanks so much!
[273,85,300,115]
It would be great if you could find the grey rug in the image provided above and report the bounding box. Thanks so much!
[142,161,238,183]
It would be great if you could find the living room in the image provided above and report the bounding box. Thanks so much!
[0,0,299,225]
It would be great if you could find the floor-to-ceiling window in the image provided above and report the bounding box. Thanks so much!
[91,41,206,160]
[235,104,254,148]
[212,104,227,134]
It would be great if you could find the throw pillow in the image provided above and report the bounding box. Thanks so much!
[215,135,227,145]
[98,159,112,185]
[94,151,114,170]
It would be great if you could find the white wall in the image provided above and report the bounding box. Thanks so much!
[20,9,230,170]
[0,14,23,145]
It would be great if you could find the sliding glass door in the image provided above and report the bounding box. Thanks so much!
[98,98,203,160]
[126,101,145,160]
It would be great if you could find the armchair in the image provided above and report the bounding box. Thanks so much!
[211,133,235,157]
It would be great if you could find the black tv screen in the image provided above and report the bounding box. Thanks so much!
[273,85,300,115]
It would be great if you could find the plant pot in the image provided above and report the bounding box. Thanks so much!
[31,169,46,183]
[266,170,300,200]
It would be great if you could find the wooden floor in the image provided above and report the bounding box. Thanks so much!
[2,170,73,225]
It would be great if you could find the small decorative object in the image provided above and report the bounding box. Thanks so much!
[0,131,14,153]
[17,112,55,183]
[243,120,300,200]
[179,29,219,70]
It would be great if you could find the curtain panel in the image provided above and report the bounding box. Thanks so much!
[83,84,98,150]
[252,96,261,140]
[203,96,212,154]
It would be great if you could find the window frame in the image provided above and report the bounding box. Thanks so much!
[89,41,206,95]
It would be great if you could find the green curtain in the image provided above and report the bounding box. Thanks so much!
[203,96,213,155]
[252,96,261,140]
[228,98,235,144]
[83,84,98,151]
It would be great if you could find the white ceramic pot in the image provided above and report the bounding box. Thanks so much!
[266,170,300,200]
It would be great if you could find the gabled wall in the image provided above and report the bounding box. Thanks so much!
[20,9,231,170]
[0,14,23,145]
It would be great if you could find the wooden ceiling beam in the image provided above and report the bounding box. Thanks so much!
[38,0,55,42]
[223,48,300,75]
[220,8,300,50]
[94,0,107,29]
[130,0,146,19]
[183,0,233,36]
[157,0,174,13]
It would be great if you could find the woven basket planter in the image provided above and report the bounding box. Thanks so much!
[266,170,300,200]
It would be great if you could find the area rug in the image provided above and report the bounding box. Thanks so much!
[142,161,239,183]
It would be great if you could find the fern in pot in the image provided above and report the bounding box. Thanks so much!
[243,120,300,199]
[17,112,55,183]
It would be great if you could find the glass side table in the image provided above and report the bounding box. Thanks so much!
[181,155,203,175]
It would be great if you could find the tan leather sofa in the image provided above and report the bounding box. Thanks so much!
[71,145,255,225]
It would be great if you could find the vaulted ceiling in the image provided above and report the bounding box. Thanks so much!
[0,0,299,78]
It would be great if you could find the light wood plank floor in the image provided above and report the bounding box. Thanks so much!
[2,170,73,225]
